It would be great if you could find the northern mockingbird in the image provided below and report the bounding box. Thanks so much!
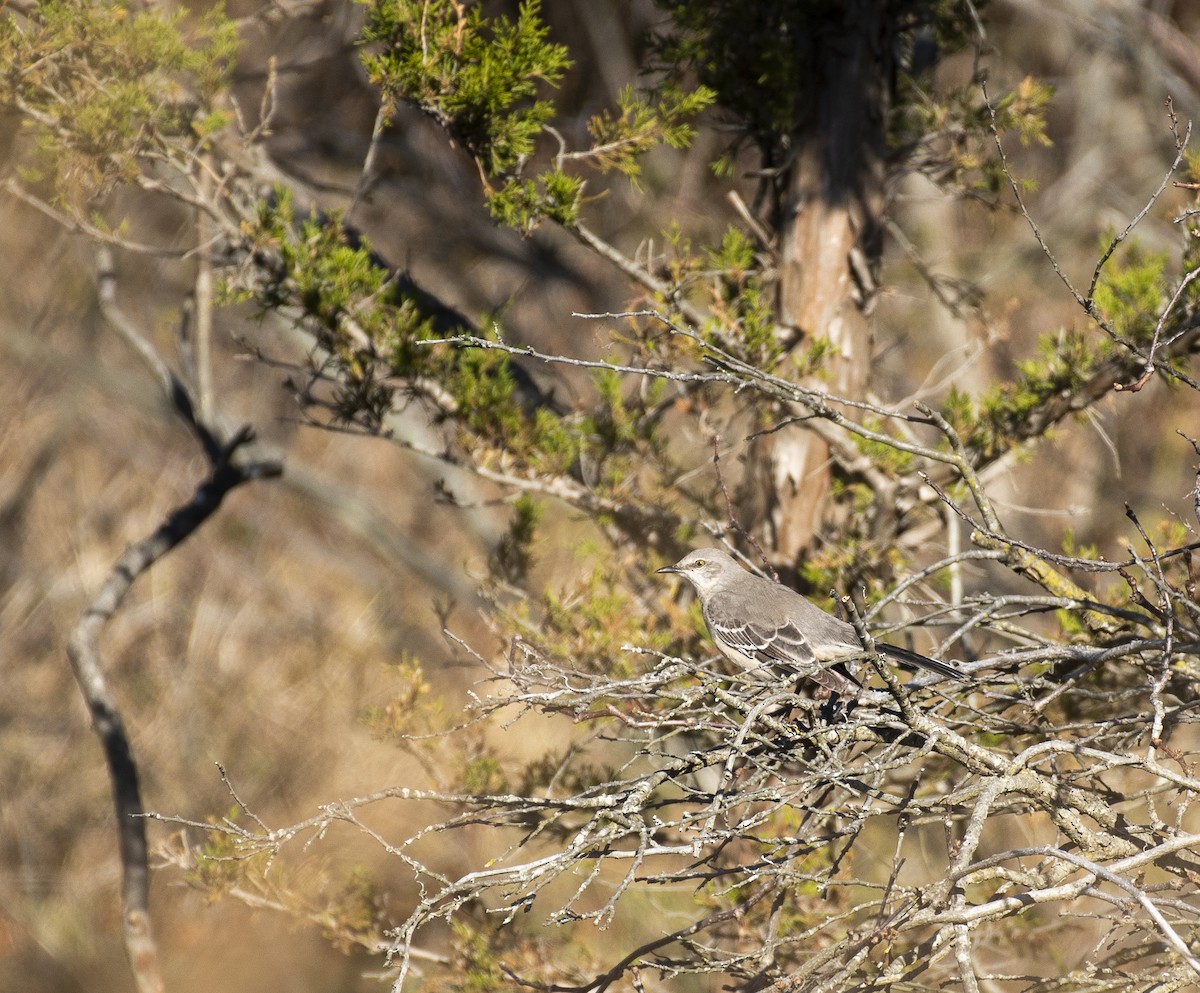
[658,547,968,695]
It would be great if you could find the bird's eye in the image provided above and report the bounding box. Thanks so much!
[693,559,705,567]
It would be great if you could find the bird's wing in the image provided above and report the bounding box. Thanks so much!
[705,592,859,695]
[755,580,971,684]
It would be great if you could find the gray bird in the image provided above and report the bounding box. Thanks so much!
[658,548,968,695]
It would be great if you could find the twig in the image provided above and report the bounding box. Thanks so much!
[570,224,707,329]
[984,83,1194,392]
[1115,264,1200,393]
[710,434,776,581]
[347,99,391,225]
[2,179,192,259]
[1090,99,1191,306]
[193,155,216,423]
[96,246,221,461]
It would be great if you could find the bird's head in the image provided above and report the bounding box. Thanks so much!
[656,548,739,594]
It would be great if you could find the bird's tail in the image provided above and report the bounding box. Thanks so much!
[879,643,970,682]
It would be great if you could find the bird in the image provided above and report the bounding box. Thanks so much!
[657,547,969,695]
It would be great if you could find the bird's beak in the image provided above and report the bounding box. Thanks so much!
[656,565,681,575]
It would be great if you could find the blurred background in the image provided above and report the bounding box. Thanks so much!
[3,1,1200,989]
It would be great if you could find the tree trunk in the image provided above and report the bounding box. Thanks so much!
[759,3,892,567]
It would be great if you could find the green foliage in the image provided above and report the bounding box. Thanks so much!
[534,563,674,676]
[486,168,583,232]
[448,920,507,993]
[895,73,1053,198]
[243,192,447,427]
[992,76,1055,148]
[362,655,449,741]
[791,335,836,378]
[188,808,269,892]
[652,0,983,165]
[853,420,917,475]
[650,0,810,160]
[589,366,638,450]
[650,225,787,367]
[714,278,779,364]
[1060,528,1099,562]
[0,0,237,203]
[941,326,1112,462]
[244,197,681,508]
[451,336,525,439]
[583,83,715,181]
[358,1,711,234]
[1092,243,1168,343]
[248,193,383,326]
[1055,606,1085,637]
[460,752,508,795]
[1012,330,1097,400]
[516,750,615,802]
[294,223,387,322]
[322,866,386,953]
[940,386,975,439]
[939,242,1173,462]
[800,542,870,607]
[360,0,570,177]
[527,407,581,477]
[492,493,542,585]
[946,330,1093,459]
[706,226,754,275]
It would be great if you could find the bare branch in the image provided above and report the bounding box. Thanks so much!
[68,427,280,993]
